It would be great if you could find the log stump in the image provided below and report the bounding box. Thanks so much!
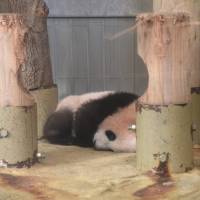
[31,87,58,139]
[0,106,37,167]
[0,0,58,138]
[136,13,193,173]
[0,0,54,89]
[154,0,200,146]
[0,14,37,167]
[191,90,200,147]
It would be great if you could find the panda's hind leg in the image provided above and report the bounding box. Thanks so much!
[43,109,74,145]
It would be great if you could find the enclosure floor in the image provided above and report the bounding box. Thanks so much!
[0,142,200,200]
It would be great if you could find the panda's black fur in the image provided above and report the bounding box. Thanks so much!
[74,92,138,147]
[44,92,138,148]
[43,108,74,145]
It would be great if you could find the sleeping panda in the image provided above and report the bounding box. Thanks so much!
[43,91,138,152]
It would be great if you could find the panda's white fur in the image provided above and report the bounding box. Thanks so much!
[56,91,114,112]
[44,91,138,152]
[94,103,136,152]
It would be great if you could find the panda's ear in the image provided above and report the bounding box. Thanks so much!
[105,130,116,141]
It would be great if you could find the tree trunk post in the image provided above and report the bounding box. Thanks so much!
[0,14,37,167]
[22,0,59,138]
[136,13,193,173]
[0,0,58,138]
[154,0,200,147]
[30,87,58,139]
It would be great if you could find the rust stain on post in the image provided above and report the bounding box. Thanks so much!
[152,152,170,177]
[5,151,38,168]
[134,153,175,199]
[191,87,200,94]
[136,103,163,113]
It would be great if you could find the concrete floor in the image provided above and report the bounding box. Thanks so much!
[0,142,200,200]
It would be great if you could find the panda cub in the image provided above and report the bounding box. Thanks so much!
[44,91,138,152]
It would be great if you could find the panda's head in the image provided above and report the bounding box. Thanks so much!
[44,91,138,153]
[93,103,137,152]
[93,128,136,152]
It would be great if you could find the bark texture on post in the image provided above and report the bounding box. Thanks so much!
[5,0,53,90]
[154,0,200,146]
[136,13,193,173]
[0,0,53,89]
[0,0,58,138]
[0,14,37,166]
[0,14,35,107]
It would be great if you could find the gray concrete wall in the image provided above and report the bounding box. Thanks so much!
[46,0,152,17]
[45,0,152,99]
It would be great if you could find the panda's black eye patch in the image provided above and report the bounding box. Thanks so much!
[105,130,116,141]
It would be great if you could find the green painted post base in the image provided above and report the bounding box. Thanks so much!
[191,90,200,146]
[31,86,58,139]
[0,104,37,166]
[136,104,193,173]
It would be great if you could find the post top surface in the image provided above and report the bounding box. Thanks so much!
[137,12,190,23]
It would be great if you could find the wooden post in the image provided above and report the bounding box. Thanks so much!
[0,14,37,167]
[136,13,193,173]
[191,2,200,146]
[31,87,58,139]
[0,0,54,89]
[0,0,58,138]
[154,0,200,146]
[153,0,198,14]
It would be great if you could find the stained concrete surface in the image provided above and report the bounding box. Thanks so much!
[0,142,199,200]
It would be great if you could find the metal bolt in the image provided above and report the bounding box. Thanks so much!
[0,160,8,168]
[159,153,169,163]
[153,152,169,162]
[0,129,9,138]
[36,152,46,161]
[128,124,136,131]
